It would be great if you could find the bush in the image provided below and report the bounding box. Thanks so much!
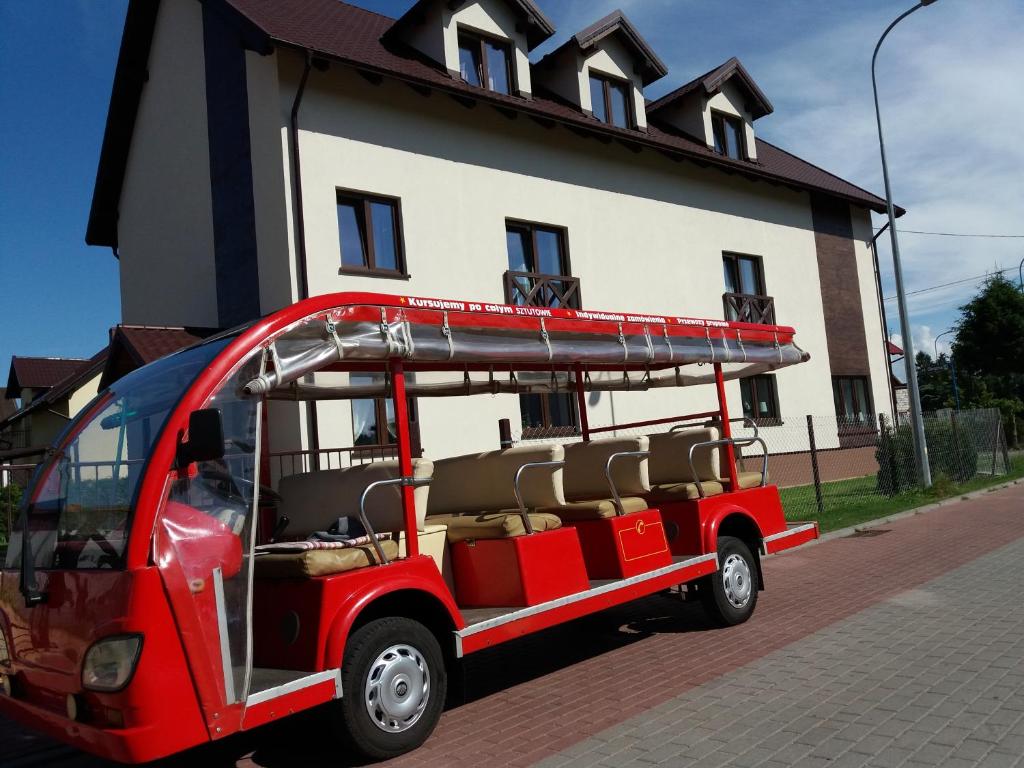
[0,482,23,546]
[876,418,979,495]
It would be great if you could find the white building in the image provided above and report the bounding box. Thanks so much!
[86,0,898,462]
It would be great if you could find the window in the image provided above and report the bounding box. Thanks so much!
[711,112,745,160]
[833,376,873,424]
[350,374,422,456]
[740,375,780,423]
[337,191,406,277]
[722,253,764,296]
[589,72,632,129]
[520,393,577,438]
[723,253,773,323]
[458,30,513,95]
[505,221,580,308]
[506,221,569,275]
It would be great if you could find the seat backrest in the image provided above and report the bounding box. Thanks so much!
[561,436,650,501]
[277,458,433,538]
[427,444,566,516]
[647,427,722,484]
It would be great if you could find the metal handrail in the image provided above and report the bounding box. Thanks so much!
[358,476,431,565]
[604,450,650,516]
[688,436,769,499]
[670,416,760,442]
[513,460,565,534]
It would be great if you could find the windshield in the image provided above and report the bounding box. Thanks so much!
[6,337,233,571]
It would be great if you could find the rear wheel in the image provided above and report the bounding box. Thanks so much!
[335,617,446,760]
[700,536,759,626]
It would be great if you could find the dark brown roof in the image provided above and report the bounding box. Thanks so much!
[87,0,899,248]
[648,56,773,120]
[99,325,217,389]
[6,357,90,399]
[543,9,668,86]
[386,0,555,51]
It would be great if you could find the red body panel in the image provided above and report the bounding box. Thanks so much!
[457,554,719,655]
[763,522,820,555]
[240,674,339,730]
[0,567,209,763]
[658,486,789,557]
[565,509,673,579]
[450,528,590,607]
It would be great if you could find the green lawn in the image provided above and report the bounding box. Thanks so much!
[781,454,1024,533]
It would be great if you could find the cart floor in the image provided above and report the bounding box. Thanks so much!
[249,667,312,697]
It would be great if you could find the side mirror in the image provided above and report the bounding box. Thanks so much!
[177,408,225,468]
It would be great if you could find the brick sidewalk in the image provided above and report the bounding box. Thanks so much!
[4,483,1024,767]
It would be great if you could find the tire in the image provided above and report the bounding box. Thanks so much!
[335,617,447,761]
[700,536,759,627]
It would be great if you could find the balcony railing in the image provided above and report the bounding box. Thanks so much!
[723,292,776,324]
[504,271,581,309]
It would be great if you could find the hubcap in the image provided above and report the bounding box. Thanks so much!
[721,552,752,609]
[364,644,430,733]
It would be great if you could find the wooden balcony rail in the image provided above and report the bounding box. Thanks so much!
[723,292,776,324]
[504,270,582,309]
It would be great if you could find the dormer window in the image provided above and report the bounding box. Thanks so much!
[711,111,745,160]
[457,30,513,95]
[589,73,632,128]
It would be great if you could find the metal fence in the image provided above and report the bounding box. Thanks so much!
[513,407,1011,523]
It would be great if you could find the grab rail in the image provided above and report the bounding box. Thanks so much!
[687,436,768,499]
[513,460,565,534]
[358,476,432,565]
[604,450,650,516]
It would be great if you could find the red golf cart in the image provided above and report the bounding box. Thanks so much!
[0,292,817,762]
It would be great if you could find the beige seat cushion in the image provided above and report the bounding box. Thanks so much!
[538,496,649,521]
[647,480,725,502]
[277,458,433,537]
[427,445,565,517]
[254,540,399,579]
[561,437,650,500]
[427,511,562,543]
[736,471,765,489]
[647,428,722,485]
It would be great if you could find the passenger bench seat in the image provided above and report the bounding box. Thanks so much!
[537,437,651,520]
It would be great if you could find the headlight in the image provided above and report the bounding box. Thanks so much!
[82,635,142,692]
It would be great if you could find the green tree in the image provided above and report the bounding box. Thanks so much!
[951,274,1024,446]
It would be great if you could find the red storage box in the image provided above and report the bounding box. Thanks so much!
[450,527,590,607]
[565,508,673,579]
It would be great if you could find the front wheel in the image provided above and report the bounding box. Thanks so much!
[700,536,759,626]
[335,617,447,761]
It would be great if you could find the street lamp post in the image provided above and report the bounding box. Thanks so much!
[1018,255,1023,291]
[872,0,939,488]
[935,329,961,411]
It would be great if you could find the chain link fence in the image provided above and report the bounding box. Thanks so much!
[512,407,1011,524]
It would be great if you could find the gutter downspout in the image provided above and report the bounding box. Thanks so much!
[870,221,899,420]
[289,51,320,464]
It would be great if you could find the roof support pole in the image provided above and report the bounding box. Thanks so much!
[391,359,419,558]
[713,363,739,489]
[574,364,590,441]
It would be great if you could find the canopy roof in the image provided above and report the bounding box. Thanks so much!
[243,293,809,400]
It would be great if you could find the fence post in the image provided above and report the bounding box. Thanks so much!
[806,415,824,516]
[498,418,513,449]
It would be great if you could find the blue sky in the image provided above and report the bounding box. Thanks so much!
[2,0,1022,376]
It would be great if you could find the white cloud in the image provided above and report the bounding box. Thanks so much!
[537,1,1024,337]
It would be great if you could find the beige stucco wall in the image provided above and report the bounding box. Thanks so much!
[117,0,219,327]
[271,59,858,459]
